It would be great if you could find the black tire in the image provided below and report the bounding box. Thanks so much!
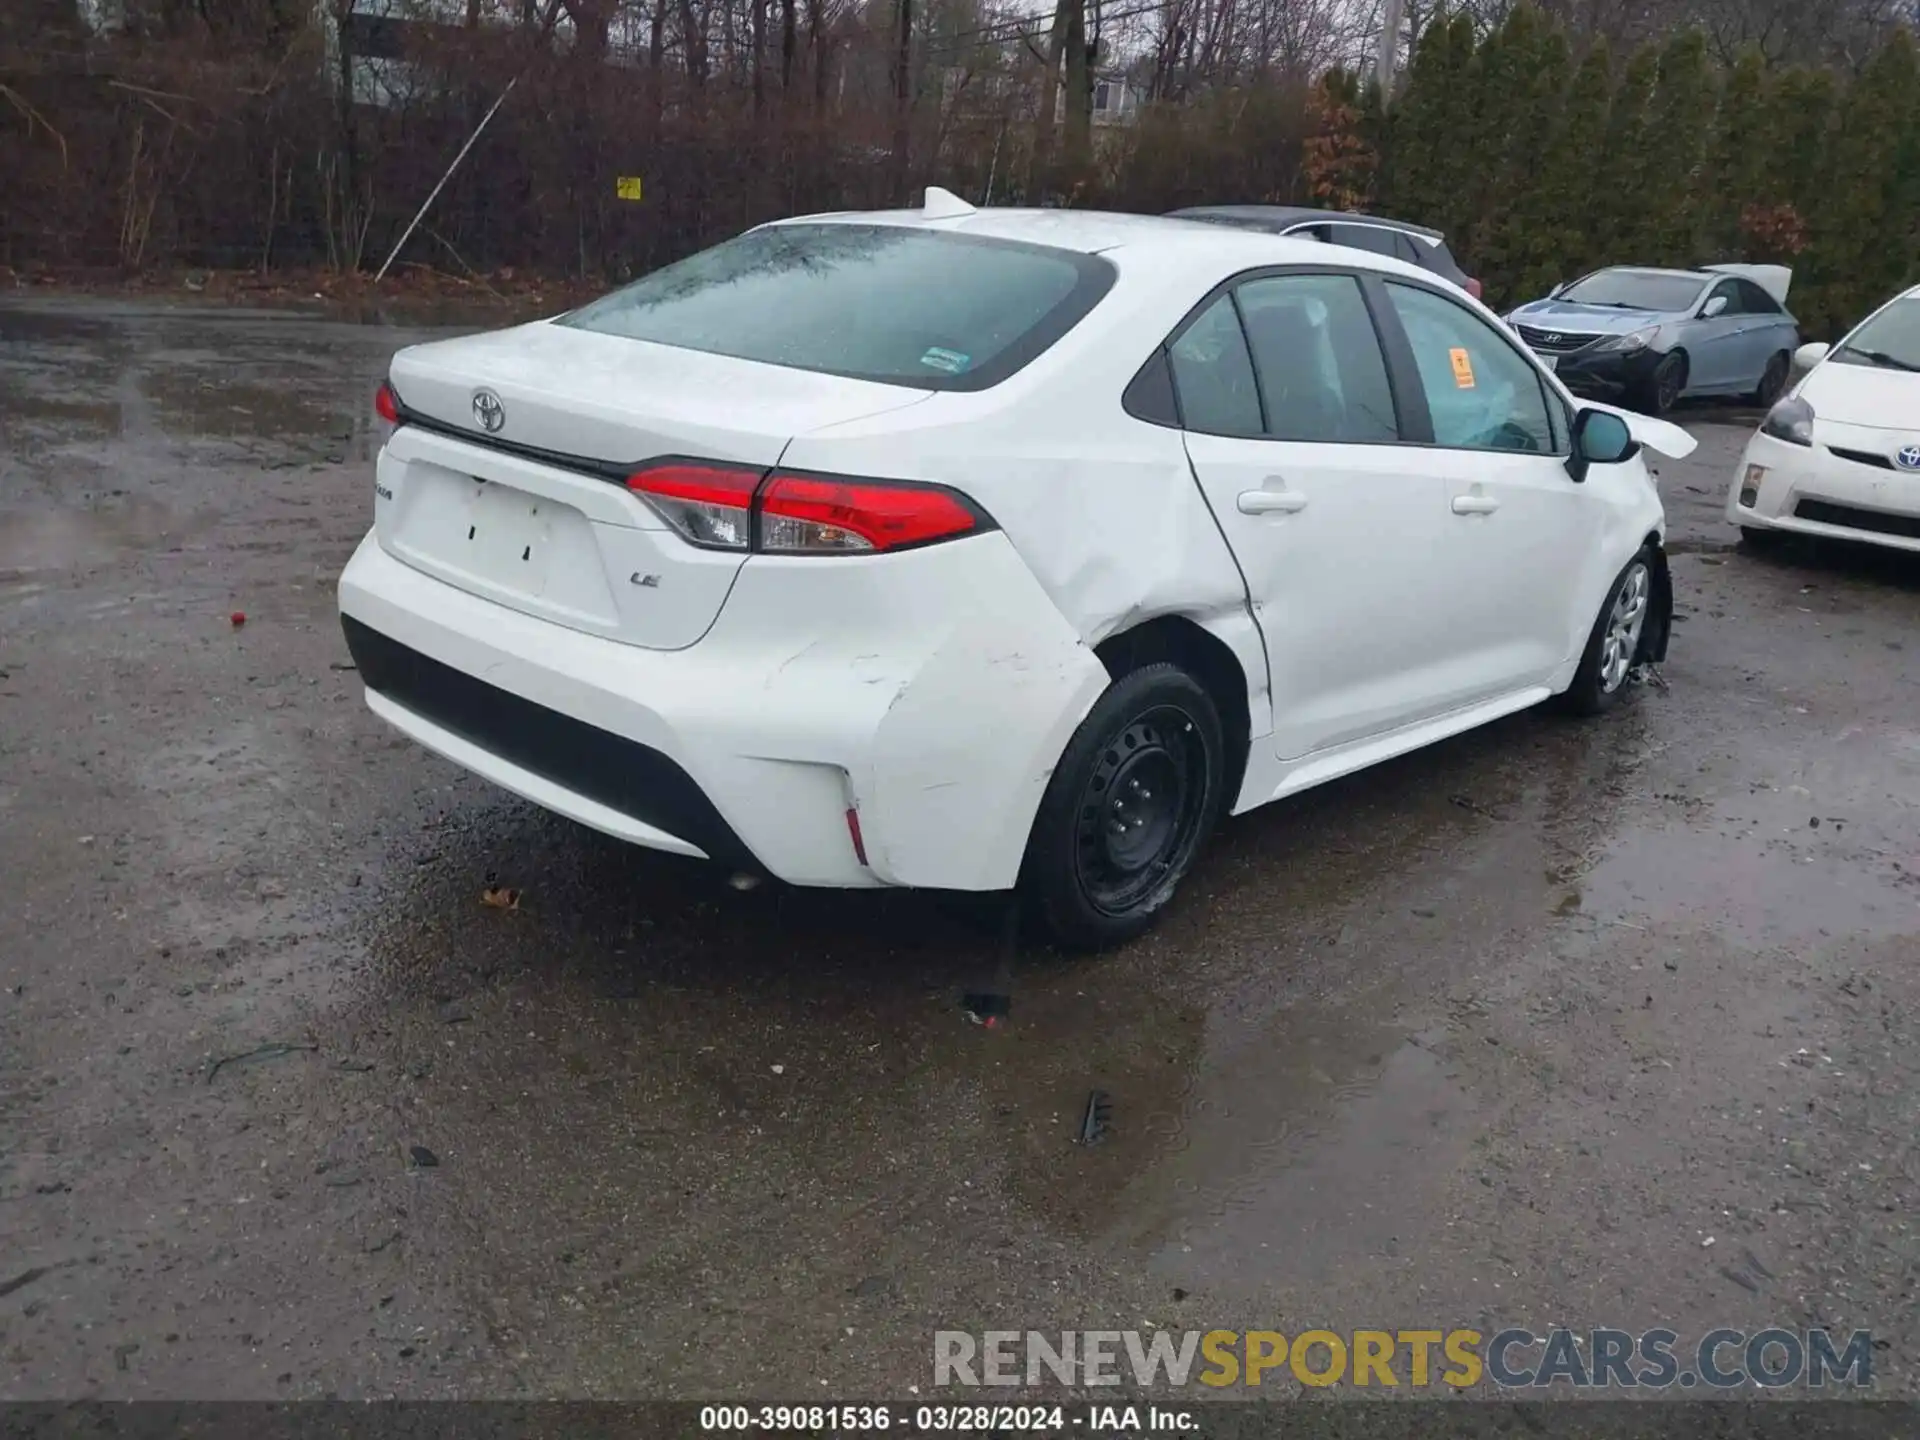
[1750,350,1790,407]
[1021,663,1225,951]
[1636,352,1688,417]
[1559,547,1657,717]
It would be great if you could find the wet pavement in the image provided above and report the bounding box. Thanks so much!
[2,296,1917,1400]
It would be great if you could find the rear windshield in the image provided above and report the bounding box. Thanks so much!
[560,224,1115,390]
[1558,270,1706,313]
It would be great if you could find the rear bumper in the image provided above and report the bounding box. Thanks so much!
[337,529,1110,890]
[1727,429,1920,554]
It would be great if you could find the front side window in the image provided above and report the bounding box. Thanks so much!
[1735,279,1782,315]
[1384,281,1558,454]
[561,224,1113,390]
[1167,294,1263,437]
[1235,274,1398,443]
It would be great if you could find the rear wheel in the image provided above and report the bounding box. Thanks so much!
[1021,663,1225,951]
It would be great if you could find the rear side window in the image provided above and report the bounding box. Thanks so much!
[560,224,1114,391]
[1168,295,1263,437]
[1236,274,1398,442]
[1329,224,1402,258]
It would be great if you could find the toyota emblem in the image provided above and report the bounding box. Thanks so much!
[1898,444,1920,471]
[472,389,505,433]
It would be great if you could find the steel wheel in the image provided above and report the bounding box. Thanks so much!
[1070,704,1212,919]
[1599,560,1651,694]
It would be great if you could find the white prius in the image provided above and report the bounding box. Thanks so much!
[336,190,1686,950]
[1728,283,1920,554]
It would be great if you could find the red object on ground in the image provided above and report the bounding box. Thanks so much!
[229,611,246,627]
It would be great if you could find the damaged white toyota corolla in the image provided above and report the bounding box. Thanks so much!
[337,190,1689,950]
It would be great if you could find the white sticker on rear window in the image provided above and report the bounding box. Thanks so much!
[920,346,971,374]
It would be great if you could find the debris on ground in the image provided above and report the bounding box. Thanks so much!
[205,1041,317,1084]
[229,611,246,628]
[0,1266,51,1299]
[480,885,521,910]
[407,1145,440,1168]
[1077,1090,1113,1146]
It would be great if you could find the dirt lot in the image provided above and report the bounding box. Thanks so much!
[2,296,1917,1401]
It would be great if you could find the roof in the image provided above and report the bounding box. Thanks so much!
[772,205,1340,264]
[1166,205,1447,243]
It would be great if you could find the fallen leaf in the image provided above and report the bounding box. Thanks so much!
[480,886,521,910]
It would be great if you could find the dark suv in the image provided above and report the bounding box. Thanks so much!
[1167,206,1482,302]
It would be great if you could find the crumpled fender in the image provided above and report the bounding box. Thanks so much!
[1583,400,1698,460]
[1640,542,1673,665]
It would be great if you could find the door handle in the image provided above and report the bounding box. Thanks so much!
[1238,489,1309,515]
[1451,494,1501,516]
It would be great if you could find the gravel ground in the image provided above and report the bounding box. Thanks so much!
[1,296,1916,1401]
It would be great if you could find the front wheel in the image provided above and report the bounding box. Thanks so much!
[1637,353,1688,417]
[1750,350,1790,407]
[1020,663,1225,951]
[1559,549,1656,717]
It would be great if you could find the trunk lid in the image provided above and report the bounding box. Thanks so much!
[377,322,932,650]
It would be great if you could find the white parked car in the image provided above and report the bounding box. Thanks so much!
[1729,283,1920,553]
[337,189,1689,950]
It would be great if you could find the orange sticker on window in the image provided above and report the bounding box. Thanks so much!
[1449,347,1477,389]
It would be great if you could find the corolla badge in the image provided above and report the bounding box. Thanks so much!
[1897,445,1920,471]
[472,389,506,433]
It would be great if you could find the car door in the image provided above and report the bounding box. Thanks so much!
[1169,270,1463,760]
[1373,279,1604,694]
[1687,279,1747,392]
[1734,278,1795,378]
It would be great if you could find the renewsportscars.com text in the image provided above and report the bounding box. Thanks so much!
[933,1327,1874,1390]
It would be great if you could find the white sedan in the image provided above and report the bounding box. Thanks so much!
[337,190,1689,950]
[1729,283,1920,552]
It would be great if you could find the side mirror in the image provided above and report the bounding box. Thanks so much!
[1701,295,1729,319]
[1793,341,1830,372]
[1566,408,1640,484]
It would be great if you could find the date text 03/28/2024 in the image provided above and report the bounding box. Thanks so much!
[697,1405,1162,1432]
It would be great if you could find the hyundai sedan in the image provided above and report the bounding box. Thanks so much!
[1507,265,1800,417]
[337,189,1688,950]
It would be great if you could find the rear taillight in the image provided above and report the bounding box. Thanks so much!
[624,462,990,557]
[626,462,759,551]
[759,474,982,554]
[374,381,401,425]
[1465,277,1484,301]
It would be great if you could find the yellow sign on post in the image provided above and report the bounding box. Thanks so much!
[615,176,643,202]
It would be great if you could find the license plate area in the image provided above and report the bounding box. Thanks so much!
[384,462,620,626]
[463,479,556,593]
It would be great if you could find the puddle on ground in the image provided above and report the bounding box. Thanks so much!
[1073,1000,1478,1302]
[0,497,198,574]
